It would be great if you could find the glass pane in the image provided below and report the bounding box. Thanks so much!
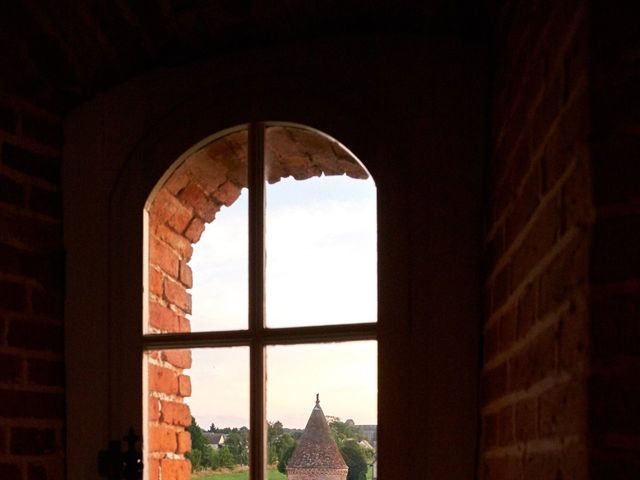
[145,347,250,480]
[264,126,377,328]
[266,341,377,478]
[189,189,248,332]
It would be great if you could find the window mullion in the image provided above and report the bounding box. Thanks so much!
[248,121,266,480]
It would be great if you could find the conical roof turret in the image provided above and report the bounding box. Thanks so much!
[287,395,348,476]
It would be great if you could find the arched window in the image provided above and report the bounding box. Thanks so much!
[144,123,377,480]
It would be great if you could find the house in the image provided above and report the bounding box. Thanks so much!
[0,1,637,480]
[203,433,226,449]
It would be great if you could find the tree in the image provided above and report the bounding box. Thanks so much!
[208,422,216,432]
[340,441,369,480]
[226,431,248,465]
[268,421,284,442]
[328,418,363,447]
[187,448,203,471]
[217,446,236,469]
[277,444,296,474]
[187,416,211,470]
[206,447,220,469]
[270,432,295,464]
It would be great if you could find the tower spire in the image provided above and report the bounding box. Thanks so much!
[316,393,320,406]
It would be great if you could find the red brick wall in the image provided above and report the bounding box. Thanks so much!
[0,93,65,479]
[589,1,640,476]
[481,1,593,478]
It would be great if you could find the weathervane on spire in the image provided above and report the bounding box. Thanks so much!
[316,393,320,406]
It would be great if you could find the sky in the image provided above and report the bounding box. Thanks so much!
[185,174,377,429]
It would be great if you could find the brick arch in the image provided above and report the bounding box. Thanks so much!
[145,124,370,480]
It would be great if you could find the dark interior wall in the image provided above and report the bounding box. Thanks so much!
[588,1,640,477]
[481,0,593,478]
[0,94,65,479]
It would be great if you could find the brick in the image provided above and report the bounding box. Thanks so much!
[0,208,62,252]
[511,197,561,290]
[509,325,557,391]
[213,181,242,207]
[0,390,64,419]
[163,171,190,195]
[7,321,63,351]
[148,365,179,395]
[515,397,538,442]
[178,375,191,397]
[212,150,247,189]
[538,235,588,318]
[161,349,192,369]
[184,217,205,243]
[160,458,191,480]
[561,158,593,232]
[517,281,537,338]
[0,353,23,383]
[0,280,27,312]
[179,262,192,289]
[179,316,191,333]
[531,68,564,148]
[0,174,25,206]
[498,405,514,446]
[498,308,517,351]
[149,188,193,234]
[11,427,56,455]
[149,235,180,278]
[147,458,159,480]
[149,396,160,421]
[161,401,191,426]
[149,426,177,452]
[481,455,522,479]
[27,359,64,387]
[177,430,191,453]
[153,224,193,260]
[178,182,217,222]
[2,144,59,184]
[539,381,586,437]
[505,162,541,248]
[0,244,62,289]
[149,268,164,297]
[523,451,558,480]
[592,215,640,284]
[557,299,588,373]
[164,279,191,313]
[149,302,181,332]
[543,97,589,191]
[0,462,20,480]
[29,187,62,219]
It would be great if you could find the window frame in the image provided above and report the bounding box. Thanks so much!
[143,121,378,480]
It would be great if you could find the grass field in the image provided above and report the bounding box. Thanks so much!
[192,468,285,480]
[192,466,373,479]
